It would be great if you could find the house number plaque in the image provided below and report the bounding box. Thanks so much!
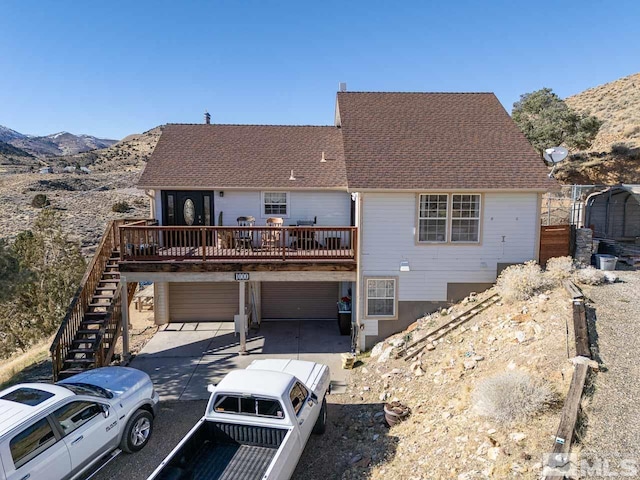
[235,273,250,281]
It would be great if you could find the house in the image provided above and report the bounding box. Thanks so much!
[50,90,558,379]
[120,91,556,352]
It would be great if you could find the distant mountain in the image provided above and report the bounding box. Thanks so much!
[0,125,27,143]
[0,125,118,157]
[50,126,162,172]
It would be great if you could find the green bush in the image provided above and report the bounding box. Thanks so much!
[31,194,50,208]
[111,201,131,213]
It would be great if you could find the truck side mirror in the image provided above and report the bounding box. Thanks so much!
[207,384,216,393]
[101,404,110,418]
[309,392,318,405]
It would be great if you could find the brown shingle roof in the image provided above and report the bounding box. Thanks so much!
[138,124,347,189]
[337,92,557,190]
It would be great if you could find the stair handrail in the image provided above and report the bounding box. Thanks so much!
[50,220,118,379]
[50,218,153,380]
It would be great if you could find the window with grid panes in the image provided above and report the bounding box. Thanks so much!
[366,278,396,317]
[451,194,481,242]
[418,194,448,242]
[263,192,288,216]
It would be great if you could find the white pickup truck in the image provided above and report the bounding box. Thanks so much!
[0,366,159,480]
[147,359,331,480]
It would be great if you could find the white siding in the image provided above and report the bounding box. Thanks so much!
[360,192,539,301]
[156,190,350,226]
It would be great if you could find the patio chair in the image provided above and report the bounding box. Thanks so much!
[235,216,255,250]
[262,217,283,251]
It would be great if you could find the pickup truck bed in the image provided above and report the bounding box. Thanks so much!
[154,421,288,480]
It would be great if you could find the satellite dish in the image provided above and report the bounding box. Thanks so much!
[543,146,569,164]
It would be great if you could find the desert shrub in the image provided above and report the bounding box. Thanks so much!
[545,256,576,285]
[111,200,131,213]
[574,266,606,285]
[611,142,632,156]
[495,261,547,303]
[473,371,557,424]
[31,194,50,208]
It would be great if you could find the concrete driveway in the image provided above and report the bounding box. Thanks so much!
[129,320,351,400]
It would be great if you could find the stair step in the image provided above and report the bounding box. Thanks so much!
[77,329,100,336]
[85,312,107,317]
[64,358,96,365]
[68,348,96,355]
[58,368,88,378]
[82,320,106,326]
[73,338,98,346]
[91,295,115,300]
[95,286,118,291]
[88,302,110,307]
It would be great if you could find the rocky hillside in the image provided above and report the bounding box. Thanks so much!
[557,73,640,184]
[0,126,161,252]
[566,73,640,151]
[0,141,34,165]
[0,125,118,157]
[50,127,162,172]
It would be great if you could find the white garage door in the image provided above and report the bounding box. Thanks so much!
[261,282,338,319]
[169,282,238,322]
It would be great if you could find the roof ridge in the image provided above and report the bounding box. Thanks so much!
[337,91,495,95]
[165,123,336,128]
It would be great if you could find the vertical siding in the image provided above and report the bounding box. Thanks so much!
[360,192,539,302]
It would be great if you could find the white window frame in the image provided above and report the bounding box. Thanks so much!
[450,194,481,243]
[261,191,290,218]
[417,194,449,243]
[416,193,482,244]
[365,277,397,319]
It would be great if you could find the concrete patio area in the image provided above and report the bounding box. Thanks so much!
[129,320,351,400]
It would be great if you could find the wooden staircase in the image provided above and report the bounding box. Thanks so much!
[50,220,149,381]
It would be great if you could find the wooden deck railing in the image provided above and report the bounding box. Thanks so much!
[119,225,357,262]
[50,218,156,380]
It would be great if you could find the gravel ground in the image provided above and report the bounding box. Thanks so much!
[578,269,640,473]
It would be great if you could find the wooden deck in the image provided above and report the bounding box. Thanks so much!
[119,225,357,265]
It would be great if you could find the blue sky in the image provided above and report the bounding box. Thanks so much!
[1,0,638,139]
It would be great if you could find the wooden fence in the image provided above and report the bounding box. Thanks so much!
[539,225,572,267]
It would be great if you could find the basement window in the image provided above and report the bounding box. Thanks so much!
[365,278,397,318]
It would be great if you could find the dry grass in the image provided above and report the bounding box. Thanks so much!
[473,371,557,424]
[566,72,640,151]
[574,266,606,286]
[496,261,548,303]
[0,339,51,388]
[545,256,576,284]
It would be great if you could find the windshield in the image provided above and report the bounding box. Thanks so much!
[60,383,113,399]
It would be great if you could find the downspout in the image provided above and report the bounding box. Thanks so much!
[355,192,364,353]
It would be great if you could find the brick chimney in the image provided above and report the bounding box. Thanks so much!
[204,111,211,124]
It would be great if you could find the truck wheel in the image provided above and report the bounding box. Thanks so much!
[312,398,327,434]
[121,409,154,453]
